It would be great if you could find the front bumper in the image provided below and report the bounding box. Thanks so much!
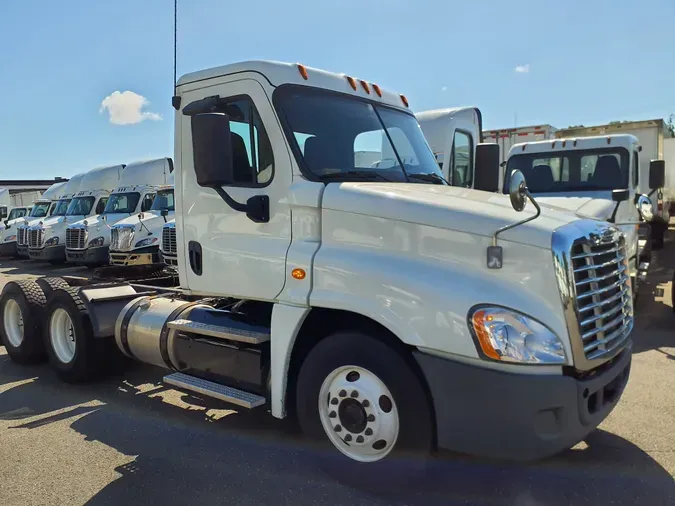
[66,246,109,265]
[28,245,66,262]
[159,251,179,267]
[109,246,159,266]
[414,344,631,461]
[0,241,18,257]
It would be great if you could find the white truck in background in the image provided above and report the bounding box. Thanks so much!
[108,175,175,266]
[15,182,68,257]
[65,158,173,266]
[1,61,633,473]
[505,134,663,296]
[557,119,673,248]
[665,136,675,209]
[483,125,558,166]
[28,165,123,263]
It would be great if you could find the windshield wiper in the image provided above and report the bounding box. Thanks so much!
[321,171,394,182]
[407,173,449,185]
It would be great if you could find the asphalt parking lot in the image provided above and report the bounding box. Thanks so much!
[0,241,674,506]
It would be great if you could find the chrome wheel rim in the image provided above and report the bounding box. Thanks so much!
[3,299,24,348]
[50,308,76,364]
[318,365,399,463]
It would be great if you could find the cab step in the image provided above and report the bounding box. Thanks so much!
[163,372,266,408]
[167,318,270,344]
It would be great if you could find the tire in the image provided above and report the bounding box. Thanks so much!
[0,280,47,364]
[35,277,69,297]
[44,287,106,383]
[296,331,433,487]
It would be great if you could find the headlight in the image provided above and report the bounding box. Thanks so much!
[134,237,158,248]
[45,236,59,247]
[88,236,105,248]
[469,306,566,365]
[4,235,17,242]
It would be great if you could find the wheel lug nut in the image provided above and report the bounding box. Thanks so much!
[367,414,375,422]
[330,397,339,405]
[329,411,337,418]
[365,428,373,436]
[356,436,364,443]
[350,390,358,398]
[362,400,370,408]
[334,425,342,432]
[339,390,347,398]
[344,434,352,442]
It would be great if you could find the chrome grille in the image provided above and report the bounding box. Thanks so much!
[17,227,27,246]
[66,228,87,250]
[28,229,44,248]
[110,227,134,251]
[571,235,632,361]
[162,226,177,255]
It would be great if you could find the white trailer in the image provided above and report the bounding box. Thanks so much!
[483,125,558,165]
[0,61,633,475]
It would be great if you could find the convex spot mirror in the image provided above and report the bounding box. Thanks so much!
[191,113,235,188]
[509,169,528,212]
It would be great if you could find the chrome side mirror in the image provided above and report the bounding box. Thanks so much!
[636,194,654,221]
[509,169,528,212]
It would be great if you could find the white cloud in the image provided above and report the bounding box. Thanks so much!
[441,86,447,92]
[100,90,162,125]
[514,64,530,74]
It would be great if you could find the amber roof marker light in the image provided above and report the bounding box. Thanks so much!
[297,64,308,80]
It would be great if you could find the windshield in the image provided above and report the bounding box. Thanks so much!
[66,196,96,216]
[31,202,51,218]
[52,199,71,216]
[104,192,140,214]
[275,87,443,183]
[150,190,175,211]
[505,148,629,193]
[8,208,28,220]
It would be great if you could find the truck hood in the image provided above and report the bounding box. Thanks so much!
[72,213,133,230]
[36,214,86,230]
[0,217,27,232]
[322,183,580,249]
[113,211,172,232]
[532,192,616,222]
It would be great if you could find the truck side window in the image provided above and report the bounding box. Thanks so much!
[633,151,639,188]
[95,197,108,215]
[451,131,473,187]
[220,97,274,187]
[141,193,155,212]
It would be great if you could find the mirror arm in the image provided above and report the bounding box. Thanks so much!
[492,191,541,247]
[609,202,621,223]
[212,186,248,213]
[211,187,270,223]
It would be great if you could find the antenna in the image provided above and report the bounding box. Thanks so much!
[171,0,181,110]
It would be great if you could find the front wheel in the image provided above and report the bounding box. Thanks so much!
[296,331,433,483]
[0,280,47,364]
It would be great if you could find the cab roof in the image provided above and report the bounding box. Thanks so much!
[509,134,639,157]
[177,60,410,112]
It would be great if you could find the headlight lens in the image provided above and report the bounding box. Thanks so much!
[4,235,16,242]
[88,236,105,248]
[45,236,59,247]
[469,307,566,364]
[134,237,158,248]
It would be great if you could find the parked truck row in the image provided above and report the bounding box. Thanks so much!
[0,61,639,476]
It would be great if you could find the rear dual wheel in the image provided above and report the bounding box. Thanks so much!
[0,280,47,364]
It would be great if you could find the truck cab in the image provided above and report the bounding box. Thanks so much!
[1,61,634,470]
[65,158,173,266]
[505,134,659,293]
[109,177,175,266]
[14,182,67,257]
[28,166,123,263]
[0,206,31,256]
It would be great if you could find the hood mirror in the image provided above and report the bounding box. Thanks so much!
[488,169,542,270]
[508,169,528,212]
[612,189,630,202]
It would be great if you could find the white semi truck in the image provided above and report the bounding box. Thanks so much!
[504,134,663,296]
[108,175,175,266]
[17,179,79,258]
[27,165,124,263]
[0,61,633,469]
[65,158,173,266]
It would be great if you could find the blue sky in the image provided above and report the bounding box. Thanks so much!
[1,0,673,179]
